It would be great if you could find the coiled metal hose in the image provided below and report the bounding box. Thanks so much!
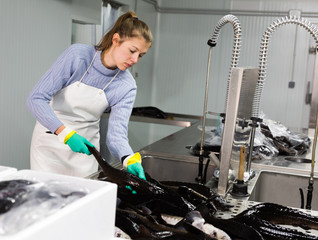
[198,15,241,184]
[252,16,318,118]
[208,14,242,103]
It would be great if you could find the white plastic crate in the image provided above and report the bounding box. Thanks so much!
[0,166,17,179]
[0,169,117,240]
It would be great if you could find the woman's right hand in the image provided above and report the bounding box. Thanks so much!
[57,126,94,155]
[66,133,94,155]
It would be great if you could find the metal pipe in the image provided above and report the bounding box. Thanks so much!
[197,15,241,184]
[306,105,318,209]
[196,47,213,184]
[246,124,256,173]
[200,14,242,153]
[209,15,242,106]
[310,106,318,182]
[140,0,318,18]
[199,47,213,157]
[246,117,262,174]
[247,17,318,187]
[252,16,318,118]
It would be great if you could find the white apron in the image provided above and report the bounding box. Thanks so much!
[30,52,120,177]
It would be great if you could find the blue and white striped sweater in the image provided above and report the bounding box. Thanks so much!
[26,43,136,160]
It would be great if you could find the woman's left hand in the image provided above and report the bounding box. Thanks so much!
[123,152,146,180]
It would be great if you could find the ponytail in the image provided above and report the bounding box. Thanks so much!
[95,11,152,51]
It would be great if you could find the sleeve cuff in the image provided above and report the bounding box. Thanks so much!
[57,127,75,144]
[122,152,142,170]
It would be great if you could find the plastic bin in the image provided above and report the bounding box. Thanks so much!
[0,166,17,179]
[0,169,117,240]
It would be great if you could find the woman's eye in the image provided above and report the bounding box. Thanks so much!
[130,49,136,54]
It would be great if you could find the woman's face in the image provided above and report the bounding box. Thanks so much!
[110,33,151,71]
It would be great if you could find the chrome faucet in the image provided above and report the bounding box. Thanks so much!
[197,15,241,186]
[246,16,318,182]
[252,15,318,118]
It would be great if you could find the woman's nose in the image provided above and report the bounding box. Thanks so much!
[131,54,139,63]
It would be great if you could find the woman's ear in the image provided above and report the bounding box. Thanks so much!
[112,33,121,46]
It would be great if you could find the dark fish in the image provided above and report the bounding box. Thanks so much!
[143,178,220,215]
[87,145,196,216]
[0,179,36,214]
[0,179,86,215]
[89,146,262,239]
[234,202,318,240]
[132,106,168,119]
[235,214,318,240]
[260,123,310,156]
[197,208,265,240]
[198,202,318,240]
[184,210,231,239]
[88,146,318,240]
[237,202,318,231]
[116,207,217,240]
[160,181,233,211]
[115,208,156,239]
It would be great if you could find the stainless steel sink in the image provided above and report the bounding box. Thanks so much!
[249,170,318,211]
[142,154,216,183]
[284,157,312,164]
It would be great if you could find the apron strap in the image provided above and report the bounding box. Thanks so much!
[79,50,121,92]
[79,51,98,83]
[102,70,121,91]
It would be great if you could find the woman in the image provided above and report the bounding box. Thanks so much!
[26,11,152,179]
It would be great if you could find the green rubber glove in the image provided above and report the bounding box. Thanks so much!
[127,162,146,180]
[123,152,146,180]
[66,133,94,155]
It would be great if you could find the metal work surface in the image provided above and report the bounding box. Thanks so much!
[140,119,317,176]
[140,119,217,157]
[102,112,201,128]
[141,154,216,183]
[249,170,318,210]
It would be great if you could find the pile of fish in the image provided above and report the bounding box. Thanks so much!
[0,179,86,235]
[188,118,311,160]
[258,120,311,156]
[88,146,318,240]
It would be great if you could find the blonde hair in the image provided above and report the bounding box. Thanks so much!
[95,11,152,51]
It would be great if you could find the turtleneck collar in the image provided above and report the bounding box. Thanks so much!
[93,50,120,76]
